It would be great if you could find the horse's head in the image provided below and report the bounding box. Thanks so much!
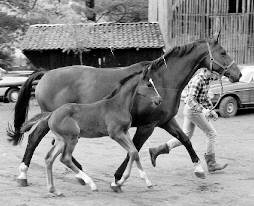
[136,66,162,107]
[202,33,242,83]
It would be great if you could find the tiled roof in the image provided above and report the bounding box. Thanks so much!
[20,22,165,51]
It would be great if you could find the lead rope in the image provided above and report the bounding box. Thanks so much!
[162,55,168,69]
[206,42,227,111]
[210,75,224,111]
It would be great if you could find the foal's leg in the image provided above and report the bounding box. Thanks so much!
[45,142,64,196]
[17,119,85,186]
[111,131,152,192]
[60,136,97,191]
[160,118,205,178]
[114,125,155,182]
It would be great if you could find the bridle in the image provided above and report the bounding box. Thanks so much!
[206,42,235,110]
[158,42,236,110]
[206,42,235,77]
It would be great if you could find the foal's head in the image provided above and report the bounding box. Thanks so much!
[105,66,162,107]
[136,66,162,107]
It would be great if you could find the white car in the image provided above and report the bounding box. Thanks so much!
[181,65,254,117]
[209,65,254,117]
[0,70,33,102]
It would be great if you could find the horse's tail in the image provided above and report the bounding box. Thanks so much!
[20,112,51,134]
[7,71,46,145]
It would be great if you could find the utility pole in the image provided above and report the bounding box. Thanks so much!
[85,0,96,21]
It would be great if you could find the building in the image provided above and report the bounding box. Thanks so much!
[20,22,165,70]
[149,0,254,64]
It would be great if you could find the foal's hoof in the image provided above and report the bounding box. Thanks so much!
[110,182,122,193]
[147,184,153,189]
[92,188,99,192]
[17,178,28,187]
[47,191,65,198]
[76,177,86,185]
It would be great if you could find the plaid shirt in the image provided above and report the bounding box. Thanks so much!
[185,70,213,113]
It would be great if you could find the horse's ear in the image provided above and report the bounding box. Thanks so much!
[142,66,151,80]
[214,29,221,43]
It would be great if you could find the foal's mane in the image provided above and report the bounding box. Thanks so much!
[151,39,207,70]
[104,70,143,100]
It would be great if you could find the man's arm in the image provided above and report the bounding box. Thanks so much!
[186,79,204,113]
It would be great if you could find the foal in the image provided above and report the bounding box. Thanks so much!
[22,67,161,195]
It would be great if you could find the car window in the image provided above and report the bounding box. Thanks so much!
[240,69,254,83]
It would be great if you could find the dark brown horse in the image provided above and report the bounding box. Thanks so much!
[21,67,161,194]
[8,36,241,187]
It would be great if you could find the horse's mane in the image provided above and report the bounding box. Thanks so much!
[104,70,143,100]
[151,39,207,70]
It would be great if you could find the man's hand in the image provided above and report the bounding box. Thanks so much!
[202,108,211,118]
[209,110,218,121]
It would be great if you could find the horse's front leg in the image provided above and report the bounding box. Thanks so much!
[114,125,155,182]
[160,118,205,178]
[110,131,152,192]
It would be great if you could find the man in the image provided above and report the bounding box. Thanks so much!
[149,68,228,172]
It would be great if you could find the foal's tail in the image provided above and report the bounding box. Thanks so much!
[20,112,51,134]
[7,71,45,145]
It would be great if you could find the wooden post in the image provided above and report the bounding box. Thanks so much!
[158,0,169,48]
[148,0,158,22]
[167,0,173,48]
[149,0,172,49]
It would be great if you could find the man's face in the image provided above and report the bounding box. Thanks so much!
[204,69,212,78]
[211,73,219,80]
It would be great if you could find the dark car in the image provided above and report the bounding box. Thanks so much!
[0,69,33,102]
[209,65,254,117]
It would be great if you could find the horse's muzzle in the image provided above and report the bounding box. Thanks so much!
[153,97,162,106]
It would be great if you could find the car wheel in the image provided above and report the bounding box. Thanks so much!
[218,96,238,118]
[6,88,19,103]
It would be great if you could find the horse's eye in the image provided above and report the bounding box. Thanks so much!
[221,51,226,56]
[147,83,153,88]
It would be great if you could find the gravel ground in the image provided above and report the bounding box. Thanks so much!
[0,101,253,206]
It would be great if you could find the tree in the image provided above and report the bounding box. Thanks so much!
[85,0,96,21]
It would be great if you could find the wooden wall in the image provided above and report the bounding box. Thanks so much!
[149,0,254,64]
[24,48,163,70]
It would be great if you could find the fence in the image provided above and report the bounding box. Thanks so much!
[149,0,254,64]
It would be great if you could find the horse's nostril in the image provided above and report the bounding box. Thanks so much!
[154,98,162,106]
[239,73,242,78]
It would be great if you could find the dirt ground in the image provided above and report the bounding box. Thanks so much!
[0,101,253,206]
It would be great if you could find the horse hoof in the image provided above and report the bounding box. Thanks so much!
[194,162,206,179]
[194,171,206,179]
[76,177,86,185]
[17,178,28,187]
[110,183,122,193]
[147,184,153,189]
[47,191,65,198]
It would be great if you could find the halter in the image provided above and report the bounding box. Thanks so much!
[206,42,235,110]
[206,42,235,77]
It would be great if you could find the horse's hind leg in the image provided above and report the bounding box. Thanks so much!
[45,141,64,196]
[17,119,49,186]
[60,135,97,191]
